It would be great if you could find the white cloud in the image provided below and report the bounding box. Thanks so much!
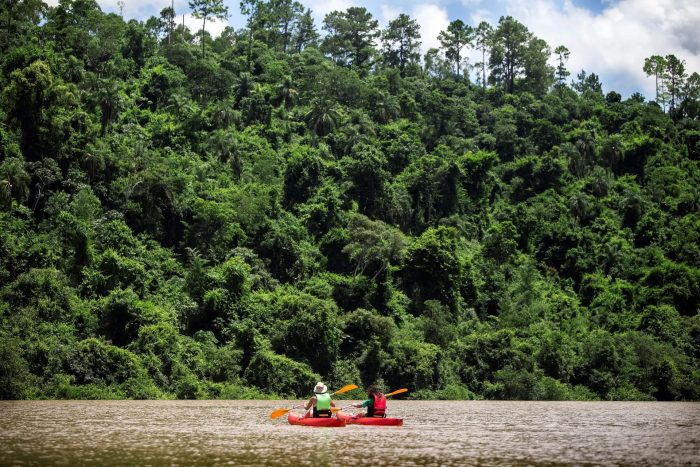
[183,14,228,37]
[306,0,356,27]
[412,3,450,55]
[379,4,402,27]
[503,0,700,96]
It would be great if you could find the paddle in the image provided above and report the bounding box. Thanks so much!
[269,384,358,419]
[331,388,409,413]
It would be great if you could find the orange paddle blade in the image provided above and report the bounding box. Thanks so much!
[331,405,353,412]
[332,384,358,395]
[386,388,408,397]
[270,408,291,419]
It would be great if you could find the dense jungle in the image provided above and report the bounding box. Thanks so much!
[1,0,699,401]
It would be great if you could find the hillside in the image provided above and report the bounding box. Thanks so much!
[0,0,699,401]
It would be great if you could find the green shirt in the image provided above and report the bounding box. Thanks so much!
[315,392,332,410]
[360,398,372,408]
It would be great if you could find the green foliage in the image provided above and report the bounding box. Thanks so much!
[0,1,697,401]
[0,334,32,399]
[243,349,320,397]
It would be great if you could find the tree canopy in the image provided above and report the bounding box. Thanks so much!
[0,0,698,401]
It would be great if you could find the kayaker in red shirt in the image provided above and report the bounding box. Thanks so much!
[351,386,387,418]
[303,382,336,418]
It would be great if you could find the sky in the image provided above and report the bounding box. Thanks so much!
[47,0,700,98]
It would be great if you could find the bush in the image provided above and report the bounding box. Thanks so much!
[0,335,31,399]
[99,289,169,347]
[243,349,320,397]
[383,339,442,391]
[1,269,74,322]
[65,338,148,386]
[412,383,477,400]
[50,374,127,399]
[209,381,278,400]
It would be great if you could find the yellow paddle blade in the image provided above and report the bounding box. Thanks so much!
[386,388,408,397]
[332,384,358,395]
[331,405,353,413]
[270,408,291,420]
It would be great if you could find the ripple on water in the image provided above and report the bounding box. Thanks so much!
[1,400,699,466]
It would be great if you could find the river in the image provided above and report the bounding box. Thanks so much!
[1,400,698,465]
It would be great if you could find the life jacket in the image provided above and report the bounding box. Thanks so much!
[367,393,386,417]
[313,392,332,418]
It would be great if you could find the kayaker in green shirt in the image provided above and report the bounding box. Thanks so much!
[351,386,387,418]
[303,382,336,418]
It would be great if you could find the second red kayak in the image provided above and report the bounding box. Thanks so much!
[287,412,347,427]
[336,411,404,426]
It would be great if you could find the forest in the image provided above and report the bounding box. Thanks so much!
[1,0,699,401]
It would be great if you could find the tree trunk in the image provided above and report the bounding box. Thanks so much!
[202,16,207,58]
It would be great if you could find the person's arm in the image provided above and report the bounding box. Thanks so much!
[304,396,315,410]
[352,399,371,408]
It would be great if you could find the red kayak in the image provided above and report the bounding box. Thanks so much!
[336,411,403,426]
[287,412,347,427]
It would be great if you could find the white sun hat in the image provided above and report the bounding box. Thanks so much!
[314,382,328,394]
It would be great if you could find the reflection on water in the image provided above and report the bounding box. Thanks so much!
[1,400,699,466]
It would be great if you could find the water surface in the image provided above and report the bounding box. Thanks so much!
[1,400,698,466]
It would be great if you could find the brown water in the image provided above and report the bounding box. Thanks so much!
[1,400,699,466]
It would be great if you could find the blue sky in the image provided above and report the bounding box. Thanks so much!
[50,0,700,98]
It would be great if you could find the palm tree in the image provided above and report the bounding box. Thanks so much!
[373,91,400,124]
[212,98,240,129]
[0,157,30,210]
[575,132,596,175]
[0,178,11,210]
[568,191,589,222]
[98,79,122,136]
[235,72,254,102]
[560,142,584,178]
[208,130,241,180]
[82,147,105,182]
[165,93,196,119]
[306,98,342,142]
[600,134,624,173]
[275,76,298,110]
[590,167,611,197]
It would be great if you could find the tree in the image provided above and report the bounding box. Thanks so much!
[322,7,379,72]
[0,157,30,209]
[489,16,531,93]
[159,6,176,45]
[305,97,343,141]
[3,60,54,161]
[474,21,492,87]
[521,37,554,96]
[643,55,667,107]
[273,0,304,53]
[664,54,686,113]
[189,0,228,58]
[293,8,318,52]
[679,71,700,119]
[240,0,263,66]
[438,19,473,79]
[401,226,465,313]
[572,69,603,96]
[554,45,570,86]
[381,13,421,75]
[342,213,406,280]
[0,0,46,52]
